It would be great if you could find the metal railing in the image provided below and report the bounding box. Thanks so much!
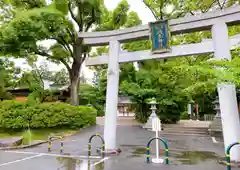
[204,114,215,121]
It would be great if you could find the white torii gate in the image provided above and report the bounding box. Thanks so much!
[79,6,240,160]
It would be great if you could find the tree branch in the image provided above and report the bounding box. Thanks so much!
[80,53,88,64]
[59,37,74,58]
[220,0,227,9]
[176,12,185,18]
[143,1,158,20]
[67,28,75,43]
[60,58,71,73]
[34,50,51,57]
[216,0,222,9]
[159,1,164,20]
[217,0,227,9]
[78,3,83,32]
[35,66,44,86]
[34,50,71,74]
[68,2,81,31]
[189,11,195,15]
[202,0,217,13]
[84,8,95,32]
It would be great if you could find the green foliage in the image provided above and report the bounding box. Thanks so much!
[0,57,21,99]
[112,0,129,28]
[53,0,68,15]
[0,100,97,131]
[143,0,236,20]
[79,83,105,116]
[11,0,46,9]
[96,0,129,31]
[180,111,189,120]
[0,0,134,105]
[50,69,70,85]
[118,1,240,124]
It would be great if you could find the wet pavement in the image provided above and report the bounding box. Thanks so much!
[0,125,238,170]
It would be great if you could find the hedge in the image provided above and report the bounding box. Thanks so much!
[0,100,97,131]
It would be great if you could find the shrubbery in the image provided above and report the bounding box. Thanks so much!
[180,111,189,120]
[135,104,181,124]
[0,100,97,131]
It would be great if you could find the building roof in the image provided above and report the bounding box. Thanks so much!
[118,95,135,104]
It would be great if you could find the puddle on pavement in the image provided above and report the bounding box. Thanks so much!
[175,151,221,165]
[129,146,170,158]
[127,147,146,158]
[128,146,221,165]
[56,157,105,170]
[56,157,80,170]
[132,147,146,155]
[95,162,104,170]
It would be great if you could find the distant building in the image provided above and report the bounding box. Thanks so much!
[3,80,70,102]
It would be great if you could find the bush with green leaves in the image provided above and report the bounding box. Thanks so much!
[0,100,97,131]
[180,111,189,120]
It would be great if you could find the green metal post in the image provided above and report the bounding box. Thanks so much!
[60,140,64,154]
[101,143,105,158]
[88,143,91,157]
[225,141,239,170]
[88,133,105,158]
[146,137,169,164]
[146,147,150,163]
[165,148,169,164]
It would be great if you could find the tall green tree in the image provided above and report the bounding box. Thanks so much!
[143,0,237,20]
[0,57,21,99]
[0,0,130,105]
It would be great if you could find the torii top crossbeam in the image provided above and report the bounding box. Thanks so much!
[78,5,240,46]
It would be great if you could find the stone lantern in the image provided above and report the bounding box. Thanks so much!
[208,96,223,139]
[143,98,158,130]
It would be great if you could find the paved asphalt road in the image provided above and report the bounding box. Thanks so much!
[0,125,237,170]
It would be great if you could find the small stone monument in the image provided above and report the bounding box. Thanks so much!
[143,98,158,130]
[208,96,223,139]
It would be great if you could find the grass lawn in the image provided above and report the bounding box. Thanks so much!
[0,128,77,145]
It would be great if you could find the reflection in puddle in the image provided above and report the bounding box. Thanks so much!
[56,157,105,170]
[95,162,104,170]
[128,145,222,165]
[57,157,80,170]
[175,151,221,165]
[130,147,169,158]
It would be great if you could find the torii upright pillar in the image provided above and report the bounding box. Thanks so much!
[212,21,240,161]
[104,40,120,151]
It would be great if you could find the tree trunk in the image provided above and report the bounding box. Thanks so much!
[69,42,83,106]
[70,75,79,106]
[69,59,81,105]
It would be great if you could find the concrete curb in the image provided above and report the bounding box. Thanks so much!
[0,124,97,151]
[0,132,75,151]
[0,140,48,150]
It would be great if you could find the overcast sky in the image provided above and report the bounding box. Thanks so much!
[13,0,155,83]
